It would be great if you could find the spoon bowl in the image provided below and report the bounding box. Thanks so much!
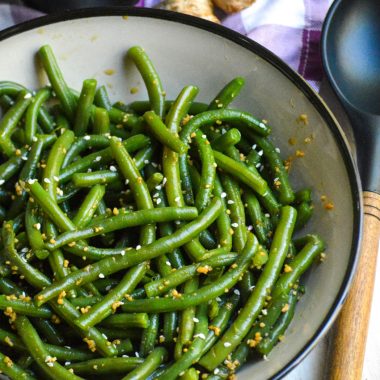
[322,0,380,192]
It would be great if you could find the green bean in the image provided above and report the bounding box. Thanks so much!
[244,191,270,244]
[271,234,325,299]
[7,138,44,219]
[0,147,27,183]
[32,318,65,346]
[72,184,106,228]
[214,150,269,196]
[202,293,240,354]
[73,79,97,136]
[199,206,297,370]
[246,131,295,204]
[47,207,198,250]
[25,88,51,144]
[193,131,216,211]
[140,313,160,357]
[180,110,270,148]
[0,82,54,132]
[3,221,50,288]
[145,253,238,297]
[0,350,37,380]
[294,188,312,204]
[143,110,188,153]
[44,129,75,200]
[27,181,75,232]
[211,128,241,152]
[59,134,150,183]
[295,201,314,230]
[62,135,110,168]
[158,303,208,380]
[208,77,245,111]
[75,262,147,329]
[51,298,118,357]
[67,357,143,376]
[110,137,155,245]
[0,328,99,362]
[256,289,299,355]
[0,295,51,318]
[15,315,83,380]
[122,347,168,380]
[220,174,247,252]
[164,86,199,207]
[92,106,110,135]
[0,80,25,97]
[127,46,165,119]
[72,170,119,187]
[38,45,77,120]
[174,277,199,360]
[0,91,33,156]
[121,233,257,313]
[0,277,23,296]
[146,171,164,192]
[97,327,142,341]
[239,271,255,305]
[100,313,150,329]
[35,198,222,305]
[94,85,112,110]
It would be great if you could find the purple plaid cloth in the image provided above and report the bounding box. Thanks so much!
[0,0,332,91]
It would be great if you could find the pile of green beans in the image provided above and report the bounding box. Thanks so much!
[0,44,325,380]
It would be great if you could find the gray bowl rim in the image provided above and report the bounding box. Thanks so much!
[0,7,362,379]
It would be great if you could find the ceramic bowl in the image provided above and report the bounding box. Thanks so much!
[0,8,362,379]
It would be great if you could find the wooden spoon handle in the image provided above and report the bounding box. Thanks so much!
[330,191,380,380]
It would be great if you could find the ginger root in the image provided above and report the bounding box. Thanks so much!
[213,0,256,13]
[158,0,220,23]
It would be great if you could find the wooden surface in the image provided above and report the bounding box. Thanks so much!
[329,192,380,380]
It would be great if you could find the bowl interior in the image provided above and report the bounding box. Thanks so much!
[0,11,360,379]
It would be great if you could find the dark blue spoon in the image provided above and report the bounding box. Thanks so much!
[322,1,380,378]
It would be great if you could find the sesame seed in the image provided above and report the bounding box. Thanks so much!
[136,245,142,250]
[32,136,38,142]
[84,135,91,140]
[275,147,281,153]
[43,178,51,184]
[214,368,220,374]
[109,166,117,172]
[194,333,206,340]
[265,213,270,218]
[175,196,180,202]
[227,200,234,204]
[259,122,266,129]
[231,222,239,228]
[98,273,105,278]
[258,150,264,156]
[0,180,5,186]
[24,93,32,99]
[221,192,227,198]
[156,198,162,205]
[135,352,140,358]
[224,342,231,347]
[21,156,28,161]
[247,225,253,231]
[252,144,257,149]
[193,317,199,323]
[234,289,240,295]
[95,156,102,162]
[202,134,207,139]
